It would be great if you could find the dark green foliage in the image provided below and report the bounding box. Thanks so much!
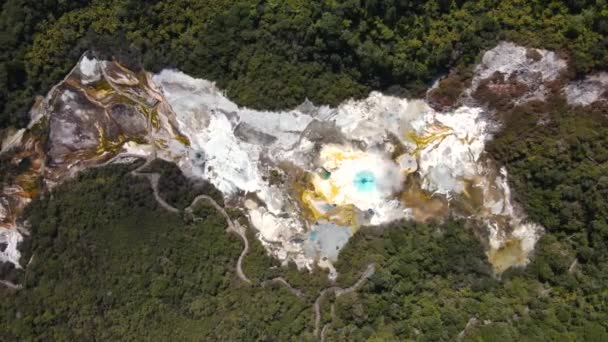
[489,105,608,272]
[0,0,93,128]
[1,119,607,339]
[327,219,607,340]
[0,164,313,340]
[3,0,608,128]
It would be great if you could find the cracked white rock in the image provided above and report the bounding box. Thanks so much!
[0,42,552,275]
[564,72,608,106]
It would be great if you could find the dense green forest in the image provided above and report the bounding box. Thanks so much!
[1,0,608,340]
[0,164,321,340]
[2,0,608,127]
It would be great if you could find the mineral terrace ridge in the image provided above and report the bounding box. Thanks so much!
[1,42,605,278]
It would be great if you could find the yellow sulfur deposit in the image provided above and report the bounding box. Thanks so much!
[487,239,528,274]
[299,144,406,228]
[406,124,452,154]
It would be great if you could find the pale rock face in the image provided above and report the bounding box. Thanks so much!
[78,56,102,84]
[469,41,567,105]
[304,221,353,262]
[0,201,6,222]
[473,41,566,89]
[396,154,417,174]
[0,55,174,268]
[413,106,488,195]
[0,228,23,268]
[1,42,557,274]
[152,68,542,273]
[563,72,608,106]
[0,129,26,154]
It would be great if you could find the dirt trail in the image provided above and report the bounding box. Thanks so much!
[8,149,377,339]
[187,195,251,284]
[130,159,180,214]
[261,277,305,299]
[130,154,376,340]
[124,146,250,283]
[118,150,374,340]
[320,323,331,342]
[96,94,249,282]
[0,280,23,290]
[4,55,375,339]
[313,263,376,339]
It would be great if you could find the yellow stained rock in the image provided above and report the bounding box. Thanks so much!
[487,239,528,274]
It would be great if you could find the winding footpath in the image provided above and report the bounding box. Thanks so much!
[0,280,22,290]
[130,153,375,340]
[126,152,250,283]
[261,277,305,299]
[4,98,377,336]
[2,54,377,339]
[131,161,180,214]
[97,146,380,340]
[2,152,377,340]
[314,263,376,339]
[186,195,251,284]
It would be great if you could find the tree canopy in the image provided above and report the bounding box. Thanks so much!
[2,0,608,127]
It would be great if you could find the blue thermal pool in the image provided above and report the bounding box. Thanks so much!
[353,170,376,192]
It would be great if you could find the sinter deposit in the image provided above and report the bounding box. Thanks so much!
[5,43,581,277]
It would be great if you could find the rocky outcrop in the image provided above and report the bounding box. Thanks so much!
[563,72,608,106]
[6,41,600,277]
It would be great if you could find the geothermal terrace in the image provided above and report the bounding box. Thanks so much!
[4,42,600,277]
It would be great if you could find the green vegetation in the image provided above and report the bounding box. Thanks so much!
[329,220,607,340]
[2,0,608,127]
[489,104,608,268]
[2,0,608,340]
[0,164,319,340]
